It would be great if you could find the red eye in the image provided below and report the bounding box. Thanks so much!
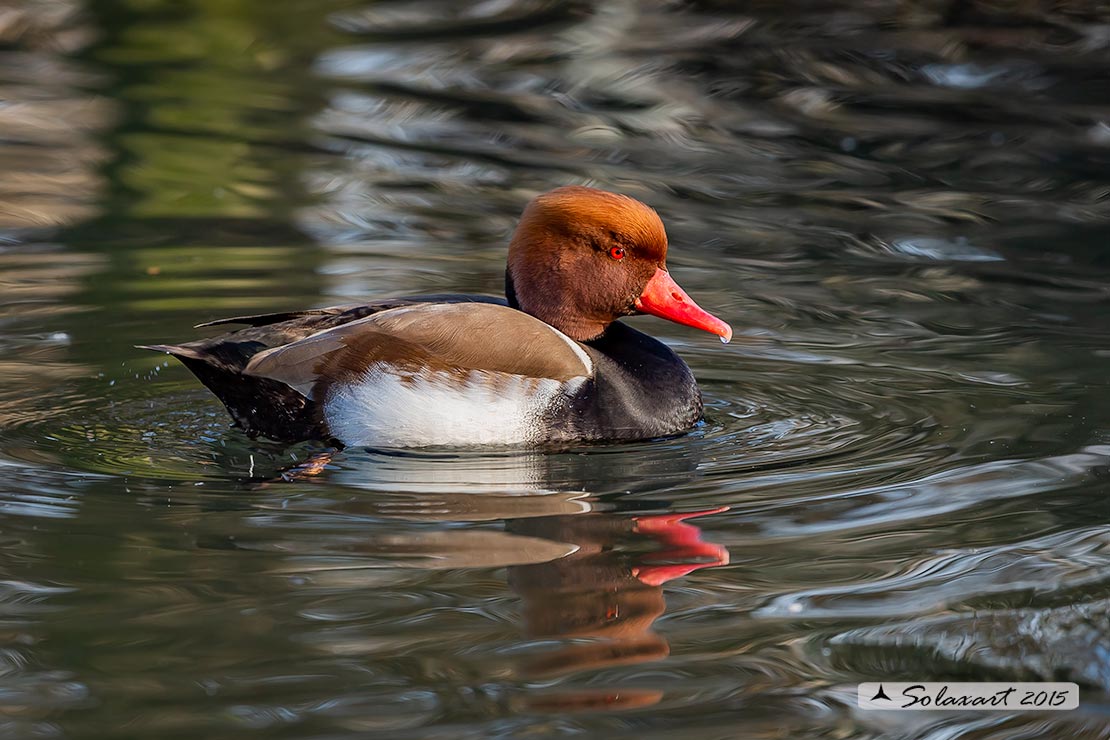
[609,246,625,261]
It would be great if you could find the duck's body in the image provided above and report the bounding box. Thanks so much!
[143,187,730,448]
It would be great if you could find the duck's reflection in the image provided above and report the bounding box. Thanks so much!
[507,507,727,711]
[258,446,729,711]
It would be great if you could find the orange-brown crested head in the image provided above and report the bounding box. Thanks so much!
[506,186,731,343]
[507,186,667,341]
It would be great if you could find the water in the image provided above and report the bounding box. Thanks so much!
[2,1,1110,737]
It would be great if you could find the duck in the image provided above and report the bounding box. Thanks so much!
[140,186,732,447]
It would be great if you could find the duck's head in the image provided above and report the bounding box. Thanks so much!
[506,186,732,343]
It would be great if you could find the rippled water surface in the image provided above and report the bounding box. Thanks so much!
[3,1,1110,737]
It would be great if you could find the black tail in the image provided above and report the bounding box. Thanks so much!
[138,344,328,443]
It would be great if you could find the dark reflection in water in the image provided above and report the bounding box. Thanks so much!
[270,450,730,713]
[2,0,1110,738]
[509,507,728,711]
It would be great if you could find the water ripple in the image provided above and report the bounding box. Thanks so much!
[758,525,1110,619]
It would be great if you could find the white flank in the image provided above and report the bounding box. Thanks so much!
[324,366,583,447]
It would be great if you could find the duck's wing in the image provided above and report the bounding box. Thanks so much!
[137,295,511,442]
[139,295,510,371]
[243,302,594,401]
[193,306,358,329]
[191,294,507,329]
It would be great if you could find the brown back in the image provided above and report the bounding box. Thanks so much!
[243,302,592,399]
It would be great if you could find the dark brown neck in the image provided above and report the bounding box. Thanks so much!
[506,268,608,342]
[505,268,520,310]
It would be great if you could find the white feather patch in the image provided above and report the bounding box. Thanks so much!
[324,366,584,447]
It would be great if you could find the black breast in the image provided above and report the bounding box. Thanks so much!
[557,321,703,442]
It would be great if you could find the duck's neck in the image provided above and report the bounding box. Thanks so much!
[505,269,608,342]
[505,269,521,310]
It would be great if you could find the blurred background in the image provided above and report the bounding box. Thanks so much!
[2,1,1110,738]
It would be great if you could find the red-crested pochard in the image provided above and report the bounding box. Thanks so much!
[140,186,732,447]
